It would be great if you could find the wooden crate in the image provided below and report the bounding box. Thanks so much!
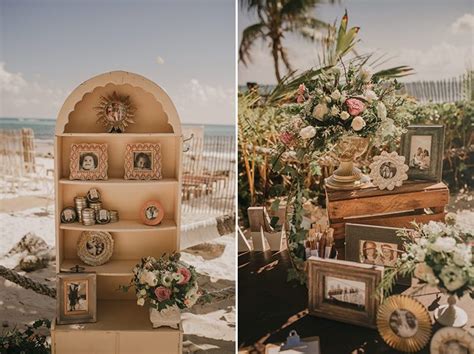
[326,181,449,258]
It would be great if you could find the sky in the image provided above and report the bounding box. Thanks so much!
[238,0,474,85]
[0,0,236,125]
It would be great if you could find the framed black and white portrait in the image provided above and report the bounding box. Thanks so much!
[57,272,96,325]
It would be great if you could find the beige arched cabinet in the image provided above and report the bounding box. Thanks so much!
[51,71,183,353]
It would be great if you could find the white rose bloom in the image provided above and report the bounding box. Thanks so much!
[340,111,350,121]
[325,96,332,104]
[140,271,157,287]
[299,126,316,140]
[312,103,328,120]
[351,116,366,131]
[453,245,472,267]
[137,298,145,306]
[430,237,456,253]
[423,221,445,236]
[140,289,147,296]
[330,106,340,116]
[331,90,341,101]
[364,90,378,103]
[161,272,173,287]
[413,245,426,262]
[439,265,467,292]
[376,102,387,119]
[359,67,373,83]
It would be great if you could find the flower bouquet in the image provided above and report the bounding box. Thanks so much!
[281,64,411,189]
[380,215,473,327]
[121,253,201,328]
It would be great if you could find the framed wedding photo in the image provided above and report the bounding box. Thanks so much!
[124,143,162,180]
[57,272,97,325]
[345,224,411,286]
[69,143,108,180]
[400,125,444,181]
[307,257,383,328]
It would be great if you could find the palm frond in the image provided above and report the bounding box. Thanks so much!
[373,65,415,79]
[239,22,266,65]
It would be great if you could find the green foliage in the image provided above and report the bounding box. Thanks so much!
[0,319,51,354]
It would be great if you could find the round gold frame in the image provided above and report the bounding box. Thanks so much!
[94,91,136,133]
[377,295,432,352]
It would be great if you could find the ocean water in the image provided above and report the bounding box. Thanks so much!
[0,118,235,139]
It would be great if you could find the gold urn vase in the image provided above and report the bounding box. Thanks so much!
[325,136,369,190]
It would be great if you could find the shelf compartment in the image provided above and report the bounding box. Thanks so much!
[59,178,178,185]
[59,219,176,232]
[60,259,138,276]
[57,133,179,137]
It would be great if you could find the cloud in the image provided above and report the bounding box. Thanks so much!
[0,62,68,118]
[171,79,234,125]
[451,13,474,34]
[156,56,165,65]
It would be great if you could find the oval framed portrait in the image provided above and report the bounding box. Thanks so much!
[377,295,432,352]
[430,327,474,354]
[77,231,114,266]
[141,200,164,226]
[61,207,77,224]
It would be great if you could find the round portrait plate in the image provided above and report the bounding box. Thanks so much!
[141,200,165,226]
[377,295,432,352]
[430,327,474,354]
[77,231,114,266]
[61,207,78,224]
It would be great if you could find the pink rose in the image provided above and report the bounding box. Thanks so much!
[345,98,366,116]
[177,267,191,285]
[280,131,295,146]
[297,83,306,95]
[154,287,172,301]
[296,95,305,103]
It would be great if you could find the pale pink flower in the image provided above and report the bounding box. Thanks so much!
[177,267,191,285]
[297,83,306,95]
[280,131,295,146]
[154,287,172,301]
[296,95,305,103]
[345,98,366,116]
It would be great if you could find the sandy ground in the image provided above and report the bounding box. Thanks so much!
[0,156,236,353]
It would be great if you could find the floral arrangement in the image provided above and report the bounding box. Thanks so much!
[380,215,474,298]
[279,63,412,156]
[121,253,201,311]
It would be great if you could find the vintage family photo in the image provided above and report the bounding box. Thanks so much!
[359,240,398,267]
[64,280,88,314]
[124,143,162,180]
[409,135,432,170]
[389,309,419,338]
[79,152,98,171]
[379,161,398,179]
[133,152,152,170]
[324,276,366,311]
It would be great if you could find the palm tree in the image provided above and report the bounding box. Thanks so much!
[239,0,337,82]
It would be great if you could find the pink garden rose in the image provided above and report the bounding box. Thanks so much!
[296,95,305,103]
[154,286,172,301]
[345,98,366,116]
[279,131,295,146]
[297,83,306,95]
[177,267,191,285]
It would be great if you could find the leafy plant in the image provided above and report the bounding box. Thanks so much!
[0,319,51,354]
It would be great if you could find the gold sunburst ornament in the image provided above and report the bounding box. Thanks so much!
[94,91,136,133]
[377,295,432,352]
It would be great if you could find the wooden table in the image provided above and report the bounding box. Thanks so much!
[238,250,473,354]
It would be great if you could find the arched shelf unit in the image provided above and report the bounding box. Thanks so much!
[52,71,183,353]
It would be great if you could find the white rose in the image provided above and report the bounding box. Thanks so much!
[312,103,328,120]
[140,271,157,287]
[376,102,387,119]
[359,67,373,83]
[423,221,445,236]
[340,111,350,121]
[412,245,426,262]
[331,90,341,101]
[137,298,145,306]
[364,90,378,103]
[414,263,438,286]
[325,96,332,103]
[351,116,366,131]
[299,126,316,140]
[439,265,467,292]
[330,106,340,116]
[430,237,456,253]
[140,289,147,296]
[453,245,472,267]
[161,272,174,287]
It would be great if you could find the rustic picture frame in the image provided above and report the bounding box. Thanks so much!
[69,143,108,180]
[369,151,408,190]
[307,257,383,328]
[141,200,165,226]
[77,231,114,266]
[400,125,445,181]
[345,224,411,286]
[124,143,162,180]
[430,327,474,354]
[57,272,97,325]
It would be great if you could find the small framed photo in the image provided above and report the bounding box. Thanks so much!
[124,143,162,180]
[345,224,410,286]
[69,143,108,180]
[141,200,165,226]
[308,257,383,328]
[57,272,96,325]
[400,125,445,181]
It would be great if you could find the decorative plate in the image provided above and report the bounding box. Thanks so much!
[141,200,165,226]
[377,295,432,352]
[430,327,474,354]
[61,207,77,224]
[77,231,114,266]
[94,91,136,133]
[369,151,408,190]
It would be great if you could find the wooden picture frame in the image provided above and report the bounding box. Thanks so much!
[308,257,383,328]
[345,224,411,286]
[69,143,108,180]
[57,272,96,325]
[124,143,162,180]
[400,125,445,181]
